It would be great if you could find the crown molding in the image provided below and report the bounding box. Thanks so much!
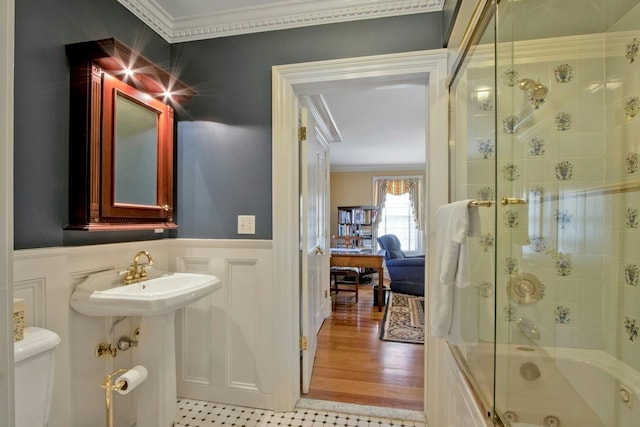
[118,0,445,43]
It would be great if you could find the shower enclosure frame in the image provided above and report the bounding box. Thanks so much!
[446,0,640,426]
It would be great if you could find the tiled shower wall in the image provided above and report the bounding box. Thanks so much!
[604,3,640,371]
[494,33,608,352]
[463,3,640,373]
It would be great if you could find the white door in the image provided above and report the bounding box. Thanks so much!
[299,102,330,393]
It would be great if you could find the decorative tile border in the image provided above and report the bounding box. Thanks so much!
[549,251,572,276]
[528,137,545,156]
[555,112,572,131]
[624,317,638,341]
[626,37,639,64]
[529,236,546,252]
[476,96,493,112]
[530,186,545,197]
[554,209,572,229]
[504,256,519,274]
[501,163,520,181]
[477,186,494,202]
[528,94,545,109]
[555,305,571,324]
[503,115,519,133]
[626,152,638,174]
[502,69,519,87]
[555,160,574,180]
[503,304,519,321]
[625,97,640,121]
[478,233,495,252]
[626,207,638,228]
[554,64,573,83]
[504,209,520,228]
[476,281,494,298]
[476,139,494,159]
[624,264,639,286]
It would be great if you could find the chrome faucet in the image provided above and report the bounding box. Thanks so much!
[123,251,153,285]
[517,317,540,340]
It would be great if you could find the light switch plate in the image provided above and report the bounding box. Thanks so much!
[237,215,256,234]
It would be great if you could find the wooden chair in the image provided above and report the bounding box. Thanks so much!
[329,266,360,303]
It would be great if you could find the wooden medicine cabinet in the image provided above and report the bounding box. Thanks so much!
[65,38,195,231]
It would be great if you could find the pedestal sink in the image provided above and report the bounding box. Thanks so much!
[70,266,221,427]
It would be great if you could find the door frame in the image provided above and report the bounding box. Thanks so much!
[0,0,15,424]
[271,49,449,413]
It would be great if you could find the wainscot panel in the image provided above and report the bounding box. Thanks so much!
[172,239,275,410]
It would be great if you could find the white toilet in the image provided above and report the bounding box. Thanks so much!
[14,326,61,427]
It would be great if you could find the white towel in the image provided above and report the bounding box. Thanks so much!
[430,200,481,340]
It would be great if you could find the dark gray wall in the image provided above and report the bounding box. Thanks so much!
[14,0,170,249]
[173,13,444,239]
[14,1,444,248]
[442,0,461,47]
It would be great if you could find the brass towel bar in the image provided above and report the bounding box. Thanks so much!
[469,197,527,207]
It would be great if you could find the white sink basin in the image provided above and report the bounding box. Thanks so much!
[70,268,221,316]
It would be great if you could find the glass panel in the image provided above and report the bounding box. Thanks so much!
[114,94,158,206]
[494,1,640,426]
[448,10,497,414]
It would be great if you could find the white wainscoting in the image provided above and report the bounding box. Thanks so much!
[13,238,490,426]
[13,240,169,427]
[12,239,273,427]
[443,344,493,427]
[171,239,275,410]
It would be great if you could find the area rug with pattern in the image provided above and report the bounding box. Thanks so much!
[379,292,424,344]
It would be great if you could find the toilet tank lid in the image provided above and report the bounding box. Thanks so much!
[14,327,61,363]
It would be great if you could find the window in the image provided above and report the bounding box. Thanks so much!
[377,193,420,252]
[373,176,423,254]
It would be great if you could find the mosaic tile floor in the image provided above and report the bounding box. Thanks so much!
[176,398,427,427]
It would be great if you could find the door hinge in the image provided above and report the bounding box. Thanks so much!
[298,126,307,141]
[324,290,328,298]
[300,336,308,351]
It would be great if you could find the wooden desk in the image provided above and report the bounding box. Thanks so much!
[330,253,385,311]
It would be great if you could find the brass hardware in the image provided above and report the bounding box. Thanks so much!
[300,336,308,351]
[298,126,307,141]
[117,336,138,351]
[100,368,129,427]
[324,290,328,298]
[123,251,154,285]
[469,198,527,207]
[95,343,117,358]
[469,200,493,207]
[315,246,325,255]
[162,205,170,211]
[500,197,527,206]
[134,327,140,339]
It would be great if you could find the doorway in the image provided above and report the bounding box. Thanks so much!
[304,83,427,410]
[271,49,449,412]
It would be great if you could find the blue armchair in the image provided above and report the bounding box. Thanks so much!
[377,234,425,296]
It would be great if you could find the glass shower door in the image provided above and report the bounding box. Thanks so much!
[447,5,498,416]
[492,1,640,426]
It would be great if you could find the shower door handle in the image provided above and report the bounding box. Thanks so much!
[500,197,527,206]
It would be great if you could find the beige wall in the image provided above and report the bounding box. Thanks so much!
[329,169,423,243]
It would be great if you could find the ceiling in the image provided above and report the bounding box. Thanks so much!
[118,0,441,170]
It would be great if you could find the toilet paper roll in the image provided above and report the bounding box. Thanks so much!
[116,365,148,395]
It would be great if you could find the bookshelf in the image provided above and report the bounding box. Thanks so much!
[334,206,378,252]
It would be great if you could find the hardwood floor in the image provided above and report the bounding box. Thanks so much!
[304,281,425,411]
